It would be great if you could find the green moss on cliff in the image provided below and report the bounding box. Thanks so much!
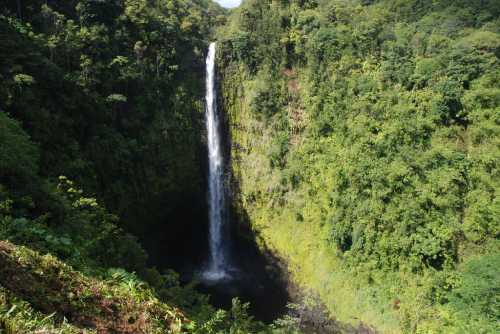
[218,1,500,332]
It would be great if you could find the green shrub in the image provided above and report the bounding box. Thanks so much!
[448,254,500,333]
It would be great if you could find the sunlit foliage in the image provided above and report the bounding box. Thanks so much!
[218,0,499,332]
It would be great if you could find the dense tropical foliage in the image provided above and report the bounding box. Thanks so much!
[0,0,291,333]
[218,0,499,332]
[0,0,499,333]
[0,0,227,266]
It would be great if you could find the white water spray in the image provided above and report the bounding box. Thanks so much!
[203,42,230,281]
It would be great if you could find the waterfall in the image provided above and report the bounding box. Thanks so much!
[203,42,230,280]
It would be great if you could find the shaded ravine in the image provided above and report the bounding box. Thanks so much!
[198,41,290,322]
[177,43,377,333]
[192,41,289,322]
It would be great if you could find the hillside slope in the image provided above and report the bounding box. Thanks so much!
[217,0,500,332]
[0,0,226,266]
[0,240,189,334]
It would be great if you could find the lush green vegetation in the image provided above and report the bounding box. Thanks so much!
[0,240,303,333]
[218,0,499,332]
[0,1,301,333]
[1,0,499,333]
[0,0,226,265]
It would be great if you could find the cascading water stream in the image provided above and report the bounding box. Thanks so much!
[197,43,290,323]
[203,42,231,281]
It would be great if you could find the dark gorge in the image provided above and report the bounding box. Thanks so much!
[145,42,291,323]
